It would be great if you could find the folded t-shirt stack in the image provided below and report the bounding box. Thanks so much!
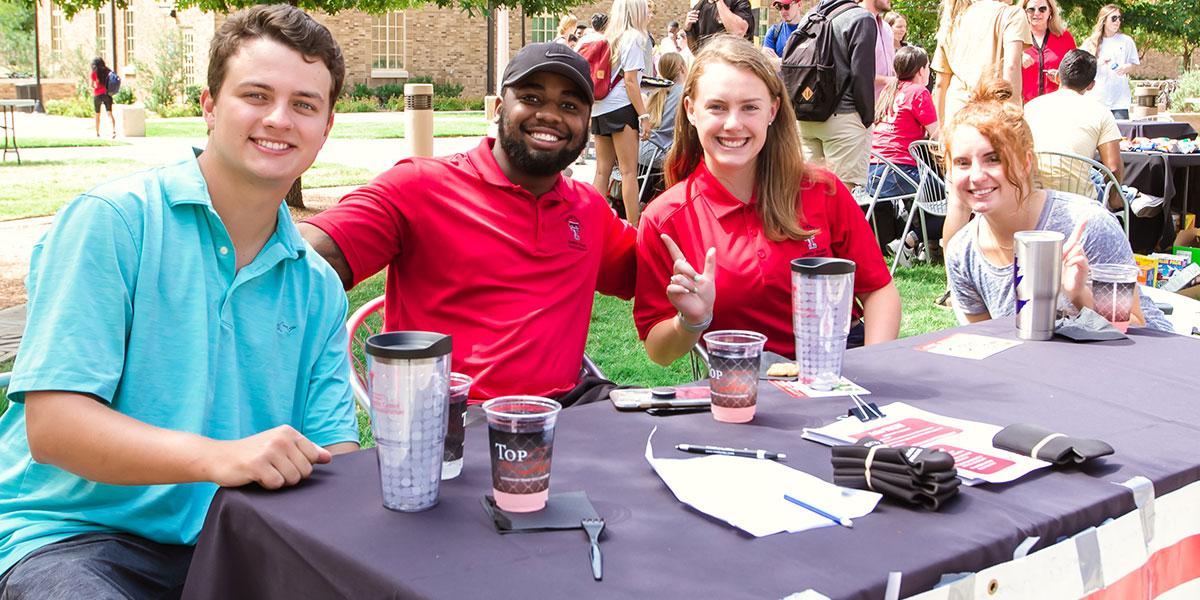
[832,437,961,511]
[992,423,1115,465]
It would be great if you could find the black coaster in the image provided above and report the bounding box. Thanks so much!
[481,490,600,533]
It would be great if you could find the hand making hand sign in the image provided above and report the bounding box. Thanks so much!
[661,233,716,332]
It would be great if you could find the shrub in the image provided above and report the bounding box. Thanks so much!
[432,96,484,111]
[406,75,434,85]
[154,103,202,118]
[45,97,93,118]
[184,85,202,107]
[433,81,464,98]
[112,86,136,105]
[373,83,405,103]
[1170,70,1200,112]
[349,82,373,100]
[335,96,380,113]
[385,95,405,112]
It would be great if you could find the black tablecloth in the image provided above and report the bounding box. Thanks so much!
[1121,151,1200,252]
[1116,120,1198,141]
[181,319,1200,600]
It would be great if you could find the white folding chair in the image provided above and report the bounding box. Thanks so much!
[864,149,921,242]
[892,140,951,275]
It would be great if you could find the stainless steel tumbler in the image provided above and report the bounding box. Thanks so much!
[1013,231,1064,341]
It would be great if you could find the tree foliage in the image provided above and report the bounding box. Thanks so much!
[50,0,583,20]
[0,0,36,74]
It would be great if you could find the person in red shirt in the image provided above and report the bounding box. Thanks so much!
[634,35,900,365]
[89,57,116,138]
[1019,0,1076,104]
[300,43,636,406]
[869,45,940,250]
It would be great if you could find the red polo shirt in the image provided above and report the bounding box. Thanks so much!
[634,162,891,358]
[306,138,636,402]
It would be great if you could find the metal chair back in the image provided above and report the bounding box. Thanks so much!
[890,140,950,274]
[1032,150,1131,238]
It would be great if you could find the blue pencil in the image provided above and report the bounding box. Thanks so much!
[784,494,853,528]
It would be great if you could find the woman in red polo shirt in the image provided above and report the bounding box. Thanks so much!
[632,35,901,365]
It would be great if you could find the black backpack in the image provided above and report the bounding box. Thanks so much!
[780,0,859,122]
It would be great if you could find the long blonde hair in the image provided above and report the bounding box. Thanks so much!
[665,35,822,241]
[605,0,650,68]
[935,0,973,48]
[1022,0,1067,37]
[1082,4,1120,55]
[646,53,686,127]
[942,79,1037,210]
[556,15,578,39]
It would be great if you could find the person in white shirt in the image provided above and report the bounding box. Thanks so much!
[1081,4,1138,120]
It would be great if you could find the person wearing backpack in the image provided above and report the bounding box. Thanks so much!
[761,0,803,71]
[793,0,877,190]
[590,0,652,226]
[89,57,117,139]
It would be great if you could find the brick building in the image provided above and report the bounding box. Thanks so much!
[32,0,797,101]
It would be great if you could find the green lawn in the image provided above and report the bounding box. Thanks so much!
[0,159,377,221]
[0,157,149,220]
[20,137,129,148]
[145,112,488,139]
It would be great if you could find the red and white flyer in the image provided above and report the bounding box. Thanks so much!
[801,402,1050,485]
[915,332,1022,360]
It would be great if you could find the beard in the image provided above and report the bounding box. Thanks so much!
[497,109,587,176]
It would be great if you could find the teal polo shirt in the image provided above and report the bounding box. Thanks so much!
[0,155,358,575]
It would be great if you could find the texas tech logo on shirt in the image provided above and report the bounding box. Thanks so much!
[566,215,587,251]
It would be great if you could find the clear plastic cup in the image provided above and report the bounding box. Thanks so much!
[1090,263,1140,332]
[791,258,855,388]
[441,373,474,480]
[483,396,562,512]
[703,330,767,423]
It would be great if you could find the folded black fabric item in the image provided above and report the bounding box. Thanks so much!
[833,473,960,511]
[992,423,1115,465]
[830,441,956,476]
[1055,307,1128,341]
[831,437,960,511]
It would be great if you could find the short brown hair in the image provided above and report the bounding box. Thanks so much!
[208,4,345,109]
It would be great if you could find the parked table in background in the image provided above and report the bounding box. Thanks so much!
[1116,120,1198,141]
[1121,150,1200,252]
[0,99,36,165]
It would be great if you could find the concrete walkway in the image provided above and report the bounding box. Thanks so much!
[0,111,603,362]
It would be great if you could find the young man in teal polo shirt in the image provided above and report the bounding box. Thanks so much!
[0,5,359,597]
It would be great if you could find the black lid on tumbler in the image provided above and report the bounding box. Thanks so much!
[366,331,452,359]
[791,257,855,275]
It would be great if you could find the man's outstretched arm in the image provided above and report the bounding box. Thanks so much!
[299,222,354,290]
[25,391,335,489]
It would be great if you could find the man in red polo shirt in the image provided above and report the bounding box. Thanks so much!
[300,43,636,405]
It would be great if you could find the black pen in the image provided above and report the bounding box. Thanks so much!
[675,444,786,460]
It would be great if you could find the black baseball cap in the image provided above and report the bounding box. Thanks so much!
[501,42,595,105]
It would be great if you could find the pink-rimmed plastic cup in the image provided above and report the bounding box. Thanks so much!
[482,396,562,512]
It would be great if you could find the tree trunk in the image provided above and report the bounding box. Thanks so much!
[285,177,304,208]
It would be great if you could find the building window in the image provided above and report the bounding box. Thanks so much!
[372,12,405,72]
[96,9,108,56]
[123,7,135,65]
[531,15,555,43]
[182,29,196,87]
[50,2,62,52]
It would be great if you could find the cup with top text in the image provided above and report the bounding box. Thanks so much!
[702,330,767,423]
[442,372,474,480]
[1090,263,1139,333]
[483,396,562,512]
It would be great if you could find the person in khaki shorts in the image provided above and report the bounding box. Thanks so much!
[932,0,1031,246]
[796,0,877,189]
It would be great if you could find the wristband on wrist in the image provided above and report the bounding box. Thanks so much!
[677,312,712,333]
[638,114,650,120]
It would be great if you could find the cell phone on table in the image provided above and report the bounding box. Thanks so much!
[609,386,711,411]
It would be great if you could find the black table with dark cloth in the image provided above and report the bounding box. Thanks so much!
[1116,120,1198,141]
[1120,150,1200,252]
[181,319,1200,600]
